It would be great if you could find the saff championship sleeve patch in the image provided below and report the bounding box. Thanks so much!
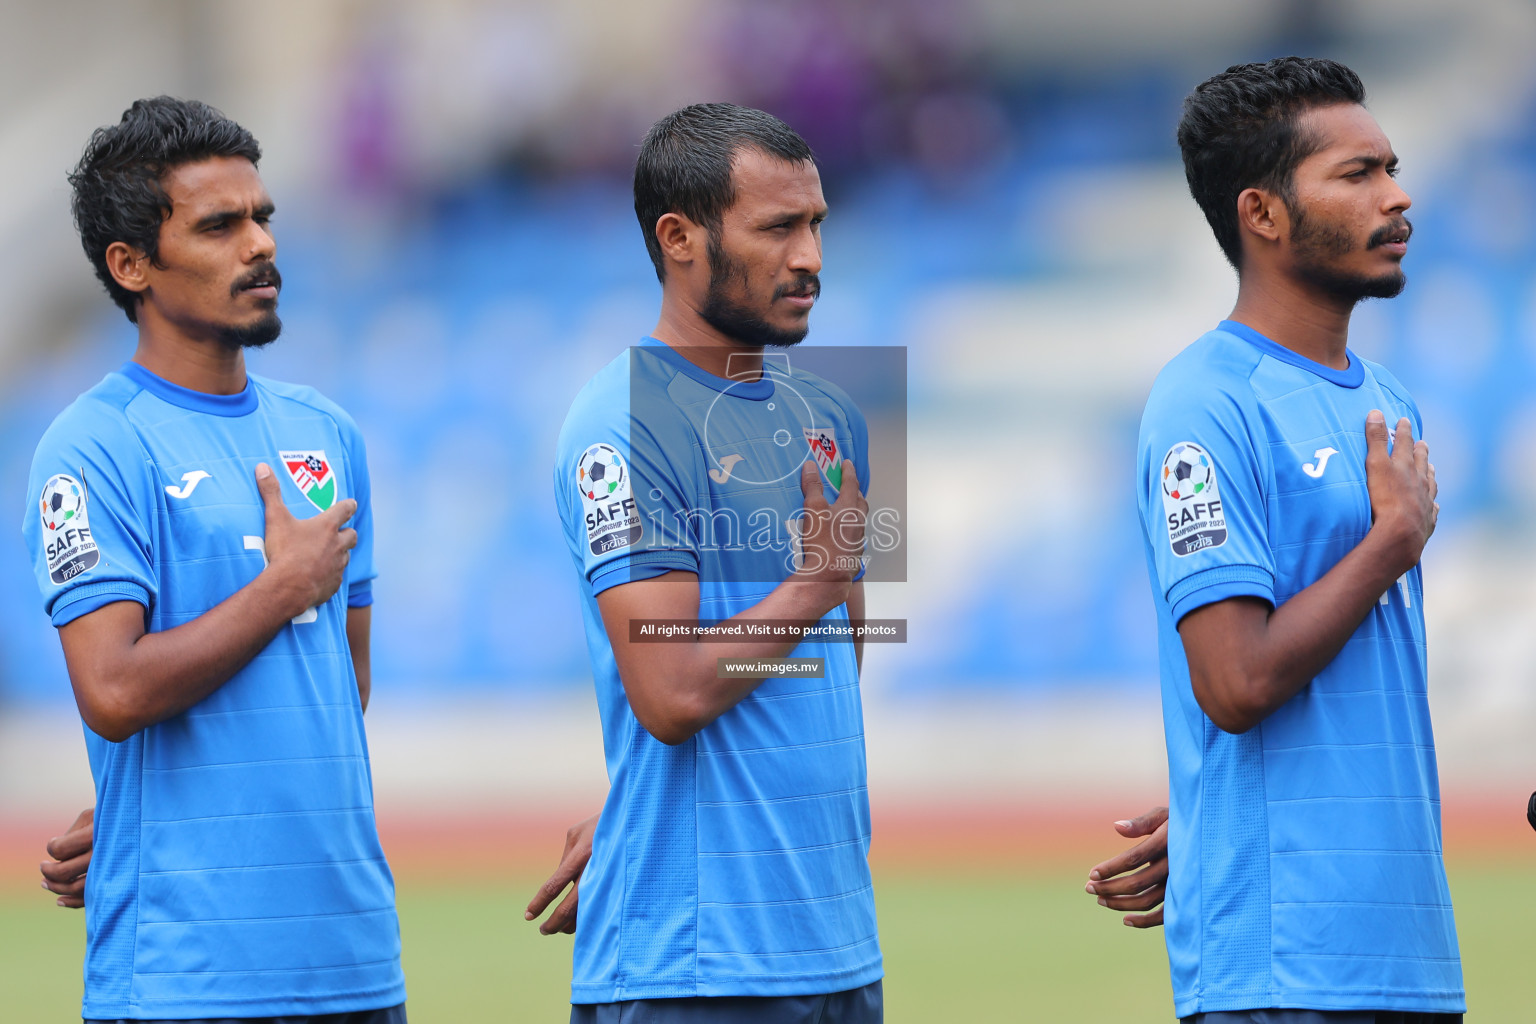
[578,443,643,556]
[1159,442,1227,557]
[39,471,101,584]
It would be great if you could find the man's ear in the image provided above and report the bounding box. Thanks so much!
[1235,186,1287,250]
[103,241,151,297]
[654,212,704,273]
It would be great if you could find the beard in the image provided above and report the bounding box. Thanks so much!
[698,238,818,348]
[1290,203,1409,304]
[217,262,285,349]
[216,310,282,349]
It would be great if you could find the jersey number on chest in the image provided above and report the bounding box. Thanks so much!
[1380,573,1412,608]
[243,535,319,624]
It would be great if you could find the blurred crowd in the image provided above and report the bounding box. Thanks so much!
[5,0,1536,731]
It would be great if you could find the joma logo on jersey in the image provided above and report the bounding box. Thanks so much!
[1159,442,1228,557]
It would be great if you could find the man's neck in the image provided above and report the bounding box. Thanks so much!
[1228,271,1354,371]
[131,326,248,395]
[652,293,762,381]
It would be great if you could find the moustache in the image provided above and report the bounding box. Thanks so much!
[1368,219,1413,248]
[774,275,821,301]
[231,263,283,297]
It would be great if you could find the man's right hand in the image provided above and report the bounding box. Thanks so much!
[41,806,93,909]
[255,463,358,617]
[595,456,869,746]
[793,459,867,600]
[1364,410,1437,568]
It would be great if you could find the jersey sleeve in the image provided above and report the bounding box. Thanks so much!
[557,399,700,599]
[22,407,158,627]
[337,410,376,608]
[1139,379,1274,623]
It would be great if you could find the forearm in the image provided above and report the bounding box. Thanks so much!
[347,606,372,712]
[1263,529,1408,682]
[623,576,848,743]
[64,571,310,741]
[1190,526,1414,731]
[608,459,870,745]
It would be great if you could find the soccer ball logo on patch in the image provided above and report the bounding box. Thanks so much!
[1162,444,1214,502]
[40,475,85,531]
[578,444,626,501]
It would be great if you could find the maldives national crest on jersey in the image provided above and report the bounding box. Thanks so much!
[803,427,843,490]
[280,450,337,511]
[1160,441,1227,556]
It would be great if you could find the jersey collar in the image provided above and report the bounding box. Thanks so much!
[119,361,260,416]
[638,337,775,400]
[1217,319,1365,389]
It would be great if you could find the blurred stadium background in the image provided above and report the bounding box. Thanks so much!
[4,0,1536,1019]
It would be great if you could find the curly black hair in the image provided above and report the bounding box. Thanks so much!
[634,103,814,283]
[1177,57,1366,270]
[68,96,261,322]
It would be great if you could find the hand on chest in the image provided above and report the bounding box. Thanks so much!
[1267,389,1414,572]
[695,403,846,509]
[674,396,851,571]
[156,444,344,581]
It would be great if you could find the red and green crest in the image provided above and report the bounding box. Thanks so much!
[803,427,843,491]
[279,450,337,511]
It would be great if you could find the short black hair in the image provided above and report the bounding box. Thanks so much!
[1177,56,1366,270]
[634,102,814,283]
[68,96,262,322]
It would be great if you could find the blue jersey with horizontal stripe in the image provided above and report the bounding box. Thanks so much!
[22,362,403,1021]
[1136,322,1463,1017]
[553,340,881,1003]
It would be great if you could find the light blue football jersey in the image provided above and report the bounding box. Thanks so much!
[1137,321,1463,1016]
[553,339,881,1003]
[22,362,404,1020]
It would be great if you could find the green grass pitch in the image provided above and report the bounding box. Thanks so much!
[2,863,1524,1021]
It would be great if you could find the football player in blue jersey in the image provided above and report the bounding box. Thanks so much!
[548,102,881,1023]
[27,97,407,1023]
[1092,57,1461,1022]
